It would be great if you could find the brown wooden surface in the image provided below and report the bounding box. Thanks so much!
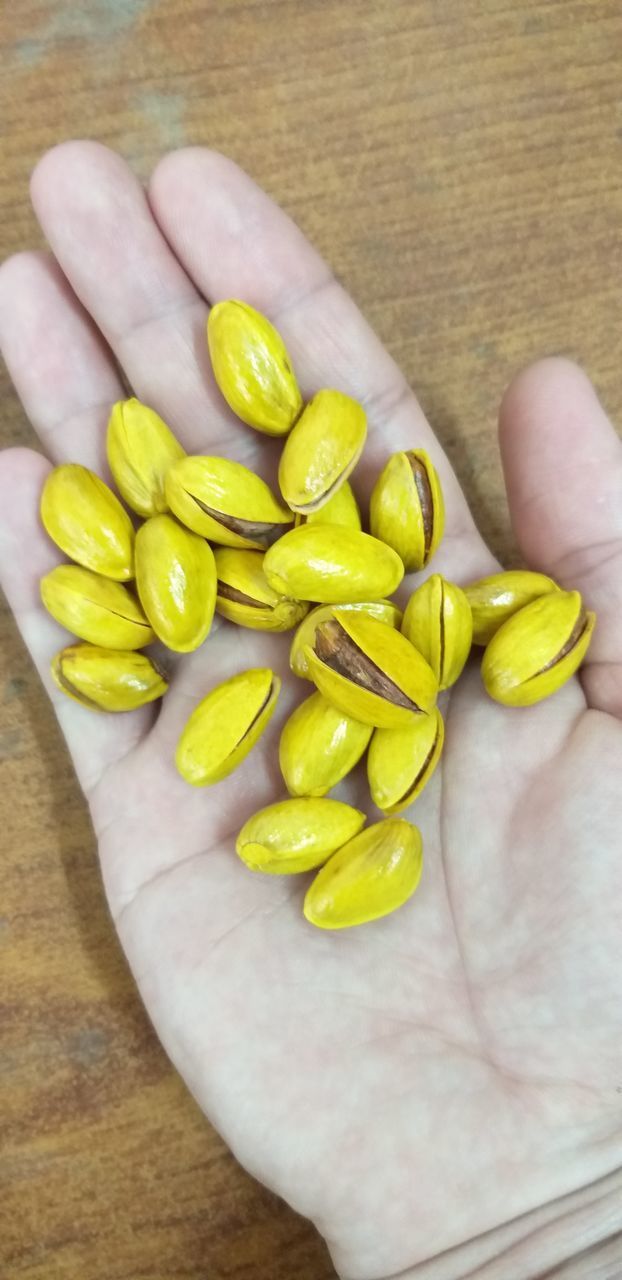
[1,3,622,1276]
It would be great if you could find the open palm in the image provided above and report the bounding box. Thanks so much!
[1,144,621,1280]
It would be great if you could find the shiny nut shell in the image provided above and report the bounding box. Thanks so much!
[401,574,473,690]
[481,589,595,706]
[214,547,309,632]
[135,515,216,652]
[368,709,444,814]
[263,524,404,603]
[369,449,445,572]
[175,668,280,785]
[106,397,185,518]
[304,818,423,929]
[278,389,367,514]
[207,299,302,436]
[465,570,560,644]
[290,600,402,680]
[40,564,154,649]
[236,797,366,874]
[279,692,372,797]
[51,644,167,712]
[40,463,135,580]
[294,480,361,530]
[165,455,292,549]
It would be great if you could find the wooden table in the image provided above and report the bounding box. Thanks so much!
[1,3,621,1276]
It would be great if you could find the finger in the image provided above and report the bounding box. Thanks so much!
[148,148,496,581]
[0,251,123,471]
[29,141,243,457]
[0,448,154,794]
[499,358,622,717]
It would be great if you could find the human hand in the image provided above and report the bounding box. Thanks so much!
[1,143,620,1280]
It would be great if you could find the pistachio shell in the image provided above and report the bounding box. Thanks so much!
[278,390,367,513]
[40,463,134,580]
[465,571,560,644]
[279,692,372,797]
[165,455,292,549]
[51,644,167,712]
[401,575,473,689]
[369,449,445,572]
[214,547,309,632]
[304,609,438,729]
[106,397,185,517]
[481,590,596,706]
[135,515,216,652]
[40,565,154,649]
[175,668,280,785]
[304,818,423,929]
[263,524,404,603]
[295,481,361,530]
[208,300,302,436]
[290,600,403,680]
[368,709,444,814]
[236,797,366,874]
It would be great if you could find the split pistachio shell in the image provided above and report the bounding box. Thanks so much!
[214,548,309,632]
[279,692,372,797]
[51,644,167,712]
[465,570,560,644]
[481,590,595,707]
[263,524,404,603]
[290,600,403,680]
[304,609,438,728]
[294,480,361,530]
[106,398,185,518]
[40,565,154,649]
[40,463,134,580]
[135,515,216,652]
[175,668,280,785]
[236,797,366,874]
[369,449,445,572]
[401,575,473,690]
[208,300,302,436]
[304,818,423,929]
[368,709,444,814]
[278,390,367,513]
[165,455,292,549]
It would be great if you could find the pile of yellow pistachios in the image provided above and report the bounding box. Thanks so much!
[38,301,595,930]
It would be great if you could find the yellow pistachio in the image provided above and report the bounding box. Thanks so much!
[290,600,403,679]
[40,565,154,649]
[51,644,167,712]
[236,797,366,874]
[369,449,445,572]
[465,570,560,644]
[106,397,185,518]
[175,668,280,785]
[165,455,292,549]
[135,515,216,652]
[40,463,134,580]
[368,709,444,814]
[214,547,308,631]
[278,389,367,513]
[481,589,596,707]
[263,524,404,603]
[294,480,361,530]
[279,692,372,797]
[401,574,473,689]
[304,818,423,929]
[207,299,302,436]
[304,609,438,728]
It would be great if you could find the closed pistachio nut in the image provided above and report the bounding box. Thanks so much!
[236,797,366,874]
[40,565,154,649]
[304,609,438,728]
[40,464,134,580]
[465,570,559,644]
[279,692,372,797]
[290,600,403,680]
[175,668,280,785]
[278,390,367,514]
[370,449,445,572]
[294,480,361,530]
[401,574,473,689]
[263,524,404,603]
[106,397,185,518]
[165,455,292,549]
[135,515,216,652]
[481,589,595,707]
[51,644,167,712]
[304,818,423,929]
[208,299,302,436]
[368,708,444,814]
[214,548,309,632]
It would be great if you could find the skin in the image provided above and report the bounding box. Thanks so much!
[0,143,621,1280]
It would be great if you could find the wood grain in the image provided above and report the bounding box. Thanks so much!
[1,2,621,1276]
